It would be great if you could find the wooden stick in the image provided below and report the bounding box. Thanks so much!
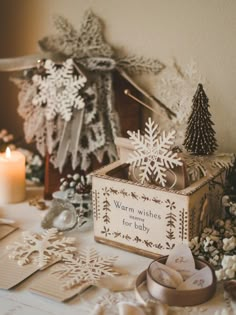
[117,67,176,119]
[124,89,162,117]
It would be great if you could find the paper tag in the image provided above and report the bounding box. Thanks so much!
[177,266,213,290]
[149,261,183,288]
[166,244,196,280]
[0,252,60,290]
[30,263,90,302]
[0,253,39,289]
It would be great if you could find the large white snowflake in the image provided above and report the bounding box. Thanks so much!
[7,228,76,268]
[52,248,118,289]
[127,118,182,187]
[32,58,87,121]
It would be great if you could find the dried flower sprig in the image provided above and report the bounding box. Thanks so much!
[189,215,236,281]
[0,129,16,152]
[19,148,44,184]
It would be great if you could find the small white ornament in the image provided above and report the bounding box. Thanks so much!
[32,58,87,122]
[127,117,182,187]
[7,228,76,268]
[52,248,118,289]
[156,59,205,125]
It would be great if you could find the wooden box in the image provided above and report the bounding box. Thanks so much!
[92,161,226,258]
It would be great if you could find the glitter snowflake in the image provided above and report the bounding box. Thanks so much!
[7,228,76,268]
[127,118,182,187]
[32,58,87,122]
[156,59,205,125]
[155,59,206,145]
[52,248,118,289]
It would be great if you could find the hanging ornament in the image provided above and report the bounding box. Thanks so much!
[32,58,86,122]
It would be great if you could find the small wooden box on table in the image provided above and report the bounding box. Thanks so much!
[92,161,225,258]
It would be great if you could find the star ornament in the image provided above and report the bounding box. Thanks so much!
[127,118,182,187]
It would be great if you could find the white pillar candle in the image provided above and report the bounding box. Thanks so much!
[0,147,26,204]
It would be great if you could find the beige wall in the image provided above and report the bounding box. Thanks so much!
[0,0,236,152]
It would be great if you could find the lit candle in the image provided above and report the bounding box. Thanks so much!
[0,147,25,203]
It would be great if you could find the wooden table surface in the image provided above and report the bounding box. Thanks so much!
[0,187,235,315]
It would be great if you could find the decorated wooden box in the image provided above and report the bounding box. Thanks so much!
[92,161,226,258]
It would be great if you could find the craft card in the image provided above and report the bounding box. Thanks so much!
[30,248,119,302]
[0,228,76,289]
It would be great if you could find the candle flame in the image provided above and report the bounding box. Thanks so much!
[5,147,11,158]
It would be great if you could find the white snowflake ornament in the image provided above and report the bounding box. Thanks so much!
[32,58,87,121]
[127,118,182,187]
[7,228,76,268]
[52,248,118,289]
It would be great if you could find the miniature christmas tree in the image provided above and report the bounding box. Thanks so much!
[183,83,218,155]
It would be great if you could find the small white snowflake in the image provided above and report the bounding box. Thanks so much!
[156,59,206,125]
[32,58,87,121]
[52,248,118,289]
[7,228,76,268]
[127,118,182,187]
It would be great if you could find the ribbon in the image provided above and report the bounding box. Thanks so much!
[90,301,168,315]
[0,53,54,71]
[135,256,216,307]
[55,109,84,172]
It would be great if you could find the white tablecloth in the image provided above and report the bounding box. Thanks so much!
[0,187,235,315]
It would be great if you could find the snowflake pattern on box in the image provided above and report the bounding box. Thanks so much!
[7,228,76,268]
[51,248,118,289]
[32,59,87,122]
[127,117,182,187]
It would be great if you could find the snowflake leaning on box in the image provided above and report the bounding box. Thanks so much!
[127,117,182,187]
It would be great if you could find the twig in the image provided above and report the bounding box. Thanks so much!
[117,67,176,119]
[124,89,161,117]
